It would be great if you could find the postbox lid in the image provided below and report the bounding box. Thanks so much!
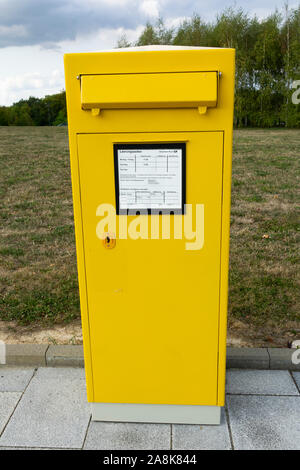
[88,45,223,53]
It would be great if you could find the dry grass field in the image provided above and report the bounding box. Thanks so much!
[0,126,299,346]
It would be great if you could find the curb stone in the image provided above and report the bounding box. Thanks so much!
[226,347,270,369]
[46,345,84,367]
[268,347,300,371]
[0,344,299,370]
[3,344,48,366]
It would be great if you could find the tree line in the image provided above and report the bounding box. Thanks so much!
[120,6,300,128]
[1,6,299,128]
[0,91,67,126]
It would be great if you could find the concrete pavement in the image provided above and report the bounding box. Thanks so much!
[0,366,299,450]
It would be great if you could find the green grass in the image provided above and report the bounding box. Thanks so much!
[0,126,79,325]
[0,278,79,324]
[229,129,300,332]
[0,127,299,338]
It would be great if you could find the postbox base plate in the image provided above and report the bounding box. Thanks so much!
[91,403,221,425]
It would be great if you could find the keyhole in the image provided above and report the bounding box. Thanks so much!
[103,233,115,249]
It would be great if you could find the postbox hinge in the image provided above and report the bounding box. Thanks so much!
[198,106,207,115]
[91,108,101,116]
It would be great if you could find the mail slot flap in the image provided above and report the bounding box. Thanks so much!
[81,71,218,110]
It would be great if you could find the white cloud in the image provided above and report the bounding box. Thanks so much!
[0,70,65,106]
[139,0,160,18]
[165,16,188,28]
[0,0,147,47]
[0,24,144,105]
[59,25,143,53]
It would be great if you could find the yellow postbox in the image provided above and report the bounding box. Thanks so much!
[64,46,235,424]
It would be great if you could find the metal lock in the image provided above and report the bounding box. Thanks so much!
[103,233,116,249]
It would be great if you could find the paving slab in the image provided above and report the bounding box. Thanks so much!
[0,392,22,435]
[0,367,90,449]
[46,345,84,367]
[172,409,231,450]
[226,369,299,396]
[0,447,78,450]
[226,347,269,369]
[5,344,48,366]
[0,368,35,392]
[0,446,81,451]
[84,422,170,450]
[268,348,300,371]
[227,395,300,450]
[292,372,300,391]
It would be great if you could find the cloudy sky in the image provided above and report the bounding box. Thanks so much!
[0,0,298,106]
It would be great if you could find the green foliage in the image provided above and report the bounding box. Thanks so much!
[53,108,67,126]
[116,33,131,48]
[136,18,174,45]
[0,91,67,126]
[119,6,300,128]
[173,15,210,46]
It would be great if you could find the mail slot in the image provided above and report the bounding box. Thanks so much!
[81,71,218,110]
[64,46,235,425]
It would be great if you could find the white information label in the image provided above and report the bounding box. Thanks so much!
[116,146,184,211]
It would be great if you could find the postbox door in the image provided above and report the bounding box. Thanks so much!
[77,131,223,406]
